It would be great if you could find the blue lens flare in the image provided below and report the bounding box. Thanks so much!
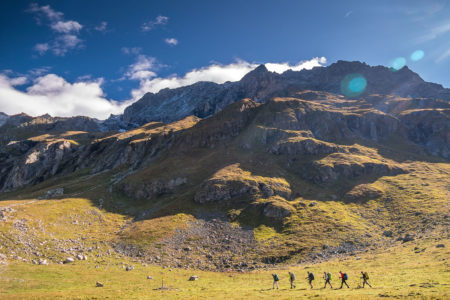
[349,77,367,93]
[340,73,367,97]
[391,57,406,70]
[410,50,425,61]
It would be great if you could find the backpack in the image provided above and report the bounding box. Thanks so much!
[290,273,296,280]
[309,273,315,280]
[274,274,279,281]
[343,273,348,280]
[327,272,332,280]
[364,272,369,280]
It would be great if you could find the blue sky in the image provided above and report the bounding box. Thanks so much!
[0,0,449,118]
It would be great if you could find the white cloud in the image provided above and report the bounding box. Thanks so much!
[9,77,28,86]
[345,11,353,17]
[27,3,63,22]
[0,74,130,119]
[34,43,50,55]
[141,15,168,32]
[130,57,327,99]
[265,57,327,73]
[125,55,158,80]
[28,3,83,56]
[165,38,178,46]
[94,21,108,32]
[51,20,82,33]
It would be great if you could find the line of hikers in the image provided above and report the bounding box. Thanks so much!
[272,271,372,290]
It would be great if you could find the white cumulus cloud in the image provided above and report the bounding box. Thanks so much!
[165,38,178,46]
[51,20,82,33]
[124,55,158,80]
[0,74,130,119]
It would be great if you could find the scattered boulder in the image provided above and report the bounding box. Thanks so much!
[188,275,198,281]
[436,244,445,248]
[76,254,88,260]
[38,258,48,265]
[64,257,74,264]
[147,276,153,280]
[309,202,318,207]
[96,282,104,287]
[126,265,134,271]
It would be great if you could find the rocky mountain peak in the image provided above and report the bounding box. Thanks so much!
[240,64,272,83]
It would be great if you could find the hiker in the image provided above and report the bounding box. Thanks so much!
[323,271,333,289]
[288,272,296,289]
[361,271,372,288]
[339,271,350,289]
[306,271,314,289]
[272,273,279,289]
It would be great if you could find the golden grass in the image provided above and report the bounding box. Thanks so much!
[0,236,448,299]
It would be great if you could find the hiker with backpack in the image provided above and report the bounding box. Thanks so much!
[361,271,372,288]
[272,273,280,289]
[323,271,333,289]
[339,271,350,289]
[306,271,315,289]
[288,272,296,289]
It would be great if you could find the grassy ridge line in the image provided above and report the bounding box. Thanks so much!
[0,237,448,299]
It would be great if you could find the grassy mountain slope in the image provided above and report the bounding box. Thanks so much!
[1,91,448,273]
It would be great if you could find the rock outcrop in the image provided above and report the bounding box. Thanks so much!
[194,164,291,204]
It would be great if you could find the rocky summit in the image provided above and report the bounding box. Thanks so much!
[0,61,449,273]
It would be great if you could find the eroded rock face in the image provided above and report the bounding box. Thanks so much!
[194,164,291,204]
[399,109,450,159]
[0,140,76,191]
